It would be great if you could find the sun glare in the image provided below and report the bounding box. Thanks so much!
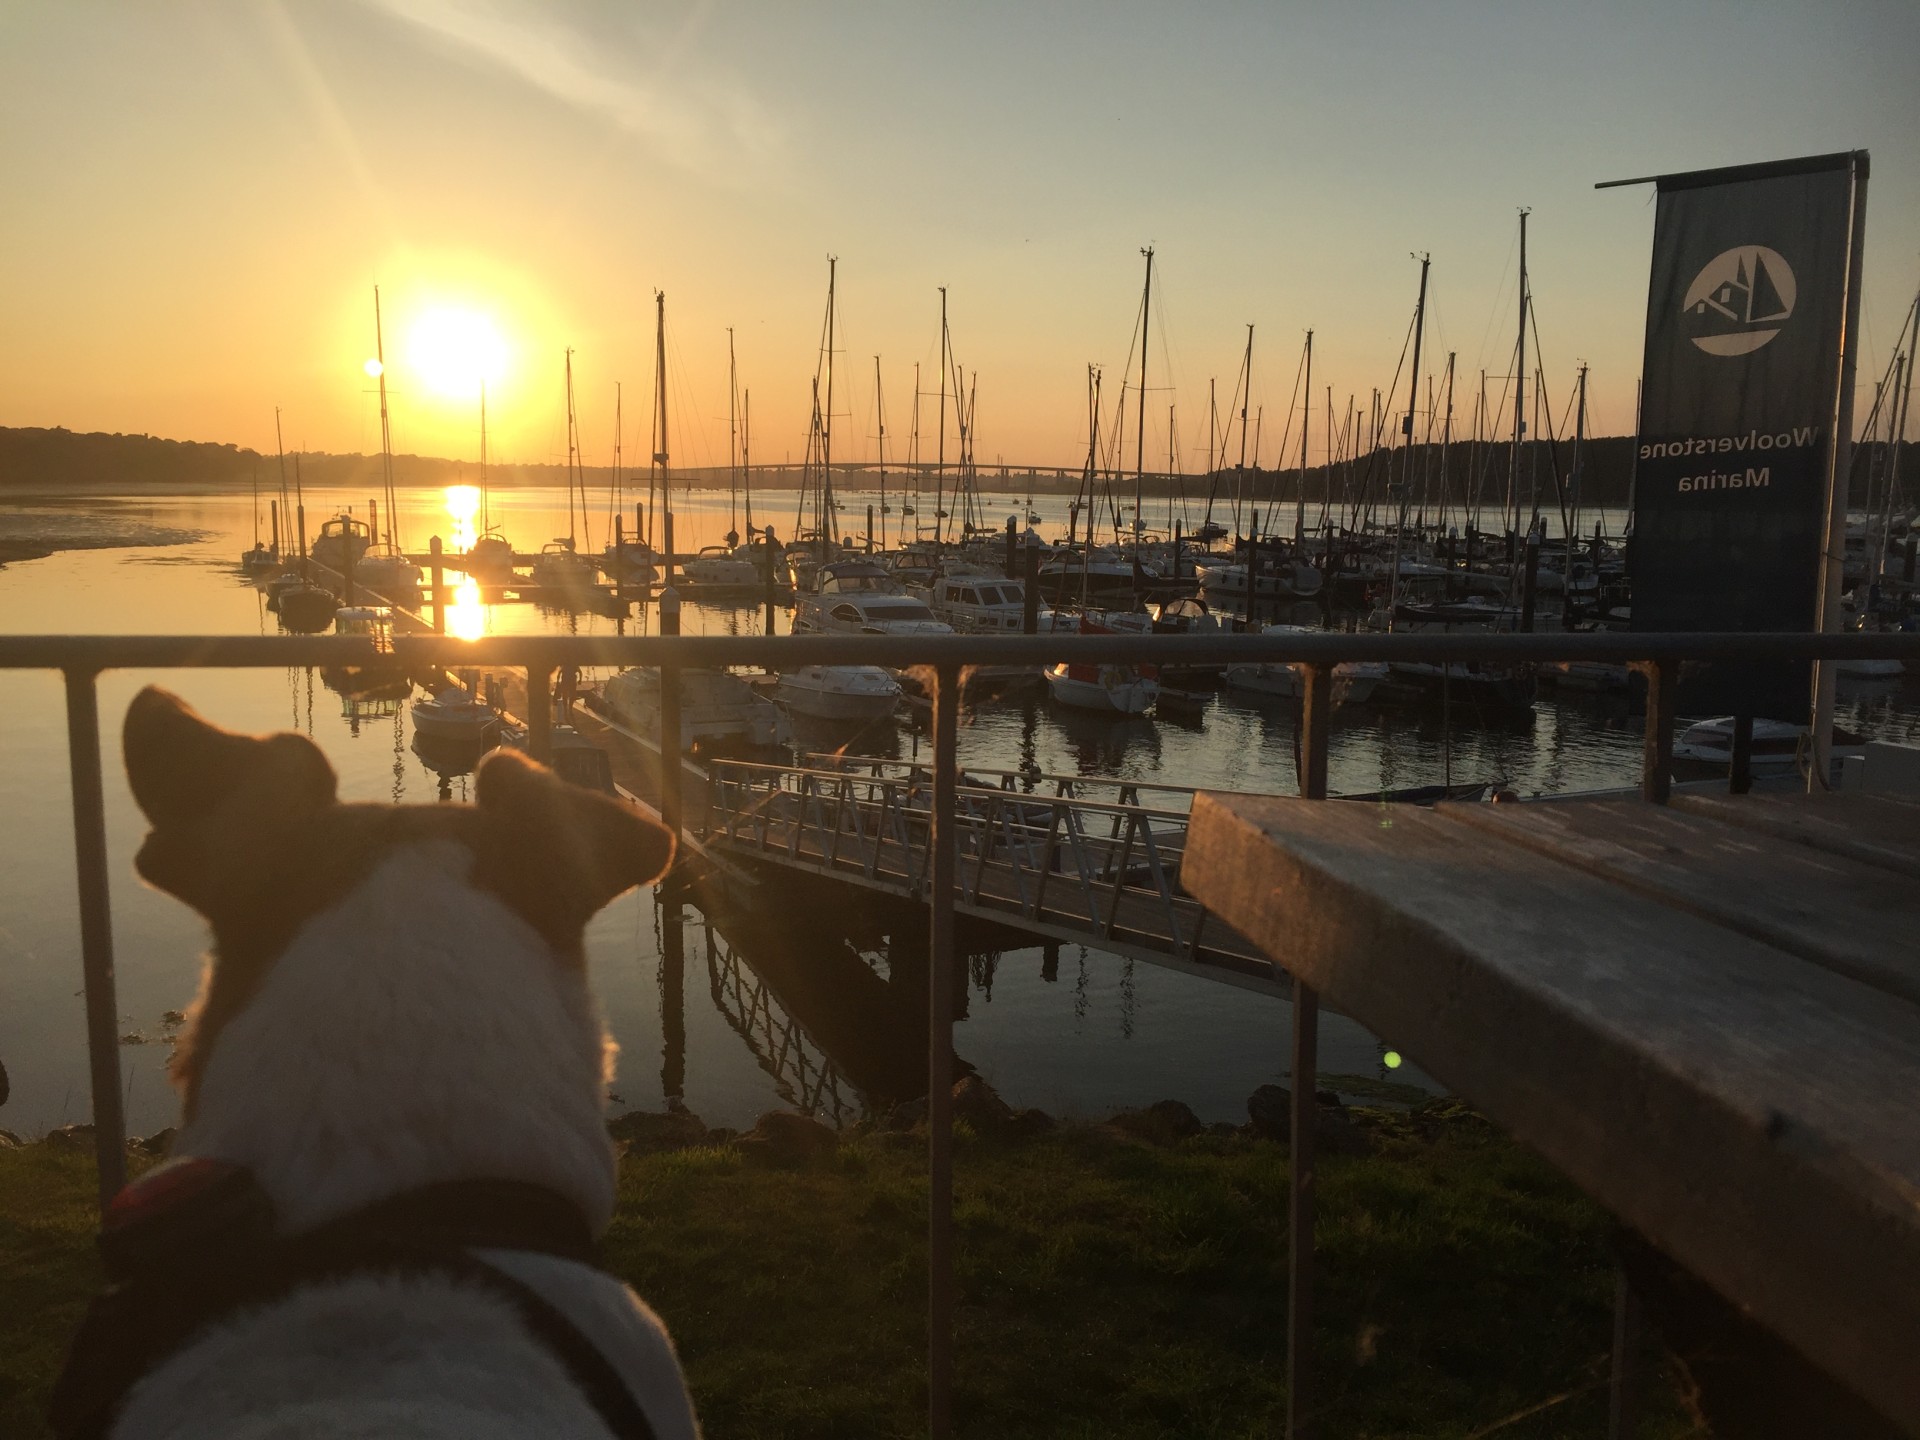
[447,578,487,643]
[363,357,384,378]
[407,307,509,400]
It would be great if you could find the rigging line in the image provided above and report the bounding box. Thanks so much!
[1474,222,1521,377]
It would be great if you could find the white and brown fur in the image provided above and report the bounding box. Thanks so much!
[108,686,698,1439]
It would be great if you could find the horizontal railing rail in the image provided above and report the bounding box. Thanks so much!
[4,628,1920,671]
[9,625,1913,1440]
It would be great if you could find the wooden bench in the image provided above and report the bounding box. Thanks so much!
[1183,791,1920,1432]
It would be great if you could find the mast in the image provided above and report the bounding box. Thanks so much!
[1510,209,1530,538]
[935,287,948,547]
[1438,353,1456,533]
[822,257,837,545]
[1569,361,1588,556]
[612,380,623,550]
[373,287,397,549]
[479,381,490,536]
[743,389,754,542]
[274,407,290,556]
[653,291,669,559]
[1295,330,1312,541]
[874,355,888,552]
[1235,324,1254,541]
[564,346,579,550]
[1134,246,1153,564]
[727,328,739,547]
[250,462,260,547]
[1386,253,1431,631]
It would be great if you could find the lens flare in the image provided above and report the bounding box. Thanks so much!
[363,358,383,378]
[1383,1050,1403,1070]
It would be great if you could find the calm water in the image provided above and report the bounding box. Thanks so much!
[5,484,1918,1140]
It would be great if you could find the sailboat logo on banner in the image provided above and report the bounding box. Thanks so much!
[1682,246,1798,356]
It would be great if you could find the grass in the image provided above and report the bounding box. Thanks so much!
[0,1114,1693,1438]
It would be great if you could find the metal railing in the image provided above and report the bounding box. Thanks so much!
[6,626,1919,1440]
[709,757,1275,987]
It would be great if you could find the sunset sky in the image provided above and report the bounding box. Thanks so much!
[2,1,1915,473]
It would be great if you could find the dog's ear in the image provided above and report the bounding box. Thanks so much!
[472,747,674,950]
[123,687,337,915]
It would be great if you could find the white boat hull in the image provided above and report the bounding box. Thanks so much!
[1045,664,1157,715]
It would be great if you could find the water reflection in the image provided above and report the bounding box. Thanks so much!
[446,577,488,641]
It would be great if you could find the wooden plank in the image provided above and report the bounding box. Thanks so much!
[1436,800,1920,1008]
[1184,791,1920,1431]
[1670,792,1920,879]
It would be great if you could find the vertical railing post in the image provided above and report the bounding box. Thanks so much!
[1288,660,1331,1440]
[659,585,683,847]
[527,665,552,764]
[1608,1267,1644,1439]
[928,662,960,1440]
[64,668,126,1207]
[1639,659,1675,804]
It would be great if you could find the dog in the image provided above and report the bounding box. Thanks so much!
[52,687,699,1439]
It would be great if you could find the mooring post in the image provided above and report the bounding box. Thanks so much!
[429,536,444,633]
[1172,518,1183,583]
[927,661,961,1440]
[868,503,876,554]
[1022,544,1040,635]
[1519,523,1540,633]
[296,504,308,579]
[1005,514,1018,578]
[764,534,781,636]
[269,498,280,558]
[612,516,625,605]
[1638,658,1675,804]
[1288,661,1332,1440]
[1730,712,1754,795]
[64,668,126,1208]
[527,665,552,765]
[663,511,676,589]
[658,585,683,847]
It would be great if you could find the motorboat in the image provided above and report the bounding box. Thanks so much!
[923,574,1056,635]
[353,542,424,598]
[680,545,760,588]
[793,591,954,637]
[597,667,791,752]
[1196,556,1324,602]
[1672,716,1865,781]
[597,538,657,588]
[731,532,794,593]
[1038,545,1151,599]
[1223,624,1387,705]
[530,540,598,591]
[773,665,902,723]
[1045,661,1158,715]
[815,558,907,597]
[411,673,500,743]
[309,515,372,576]
[239,542,279,574]
[327,606,407,692]
[1044,614,1157,715]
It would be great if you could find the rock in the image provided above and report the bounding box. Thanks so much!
[881,1098,928,1133]
[734,1110,837,1167]
[951,1076,1014,1132]
[1005,1107,1056,1139]
[43,1124,96,1152]
[608,1110,709,1154]
[135,1128,176,1157]
[1246,1085,1372,1155]
[1247,1085,1293,1141]
[1112,1099,1205,1145]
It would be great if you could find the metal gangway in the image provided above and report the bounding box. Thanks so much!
[706,754,1285,996]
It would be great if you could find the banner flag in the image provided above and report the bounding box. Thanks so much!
[1625,152,1864,718]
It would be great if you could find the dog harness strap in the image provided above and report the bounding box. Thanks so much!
[50,1174,649,1440]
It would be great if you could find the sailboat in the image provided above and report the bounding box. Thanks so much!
[532,348,601,593]
[466,381,516,583]
[598,379,658,586]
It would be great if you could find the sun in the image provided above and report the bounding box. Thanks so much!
[406,307,509,400]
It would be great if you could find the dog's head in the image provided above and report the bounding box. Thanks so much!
[124,686,674,1116]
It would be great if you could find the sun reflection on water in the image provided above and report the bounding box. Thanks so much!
[445,484,480,552]
[447,577,487,641]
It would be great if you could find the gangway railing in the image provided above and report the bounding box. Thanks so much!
[709,757,1269,985]
[6,626,1919,1440]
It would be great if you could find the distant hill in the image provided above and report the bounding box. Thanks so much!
[0,425,1898,509]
